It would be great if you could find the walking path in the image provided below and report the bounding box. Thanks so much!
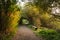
[12,26,40,40]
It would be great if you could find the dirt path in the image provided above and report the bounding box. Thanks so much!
[12,26,40,40]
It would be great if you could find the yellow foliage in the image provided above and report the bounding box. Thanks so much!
[25,5,40,17]
[8,11,21,28]
[24,4,41,28]
[41,12,51,21]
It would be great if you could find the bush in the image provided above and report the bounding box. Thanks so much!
[35,28,60,40]
[0,4,21,40]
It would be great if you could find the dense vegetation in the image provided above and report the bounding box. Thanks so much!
[0,0,21,40]
[24,0,60,40]
[35,28,60,40]
[0,0,60,40]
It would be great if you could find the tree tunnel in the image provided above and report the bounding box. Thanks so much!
[19,16,33,25]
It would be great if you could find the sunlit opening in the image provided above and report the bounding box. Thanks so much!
[20,2,25,7]
[51,1,60,15]
[16,0,25,8]
[51,7,60,15]
[16,0,33,8]
[56,8,60,13]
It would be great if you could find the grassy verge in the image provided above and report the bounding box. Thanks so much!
[34,28,60,40]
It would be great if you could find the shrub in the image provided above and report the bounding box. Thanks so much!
[35,28,60,40]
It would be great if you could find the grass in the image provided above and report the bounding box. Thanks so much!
[35,28,60,40]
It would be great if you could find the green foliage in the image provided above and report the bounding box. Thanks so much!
[40,12,60,29]
[22,19,29,24]
[34,0,60,11]
[40,12,51,27]
[8,5,20,12]
[1,31,15,40]
[35,28,60,40]
[27,25,33,28]
[0,0,17,13]
[34,0,49,11]
[50,18,60,30]
[0,0,21,40]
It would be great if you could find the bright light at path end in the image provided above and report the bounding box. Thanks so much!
[17,0,34,8]
[16,0,25,7]
[20,2,25,7]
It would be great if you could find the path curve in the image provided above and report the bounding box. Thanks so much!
[12,26,40,40]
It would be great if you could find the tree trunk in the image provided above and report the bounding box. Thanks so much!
[33,17,41,28]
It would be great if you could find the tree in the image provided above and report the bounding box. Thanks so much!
[23,3,41,28]
[34,0,60,11]
[0,0,21,40]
